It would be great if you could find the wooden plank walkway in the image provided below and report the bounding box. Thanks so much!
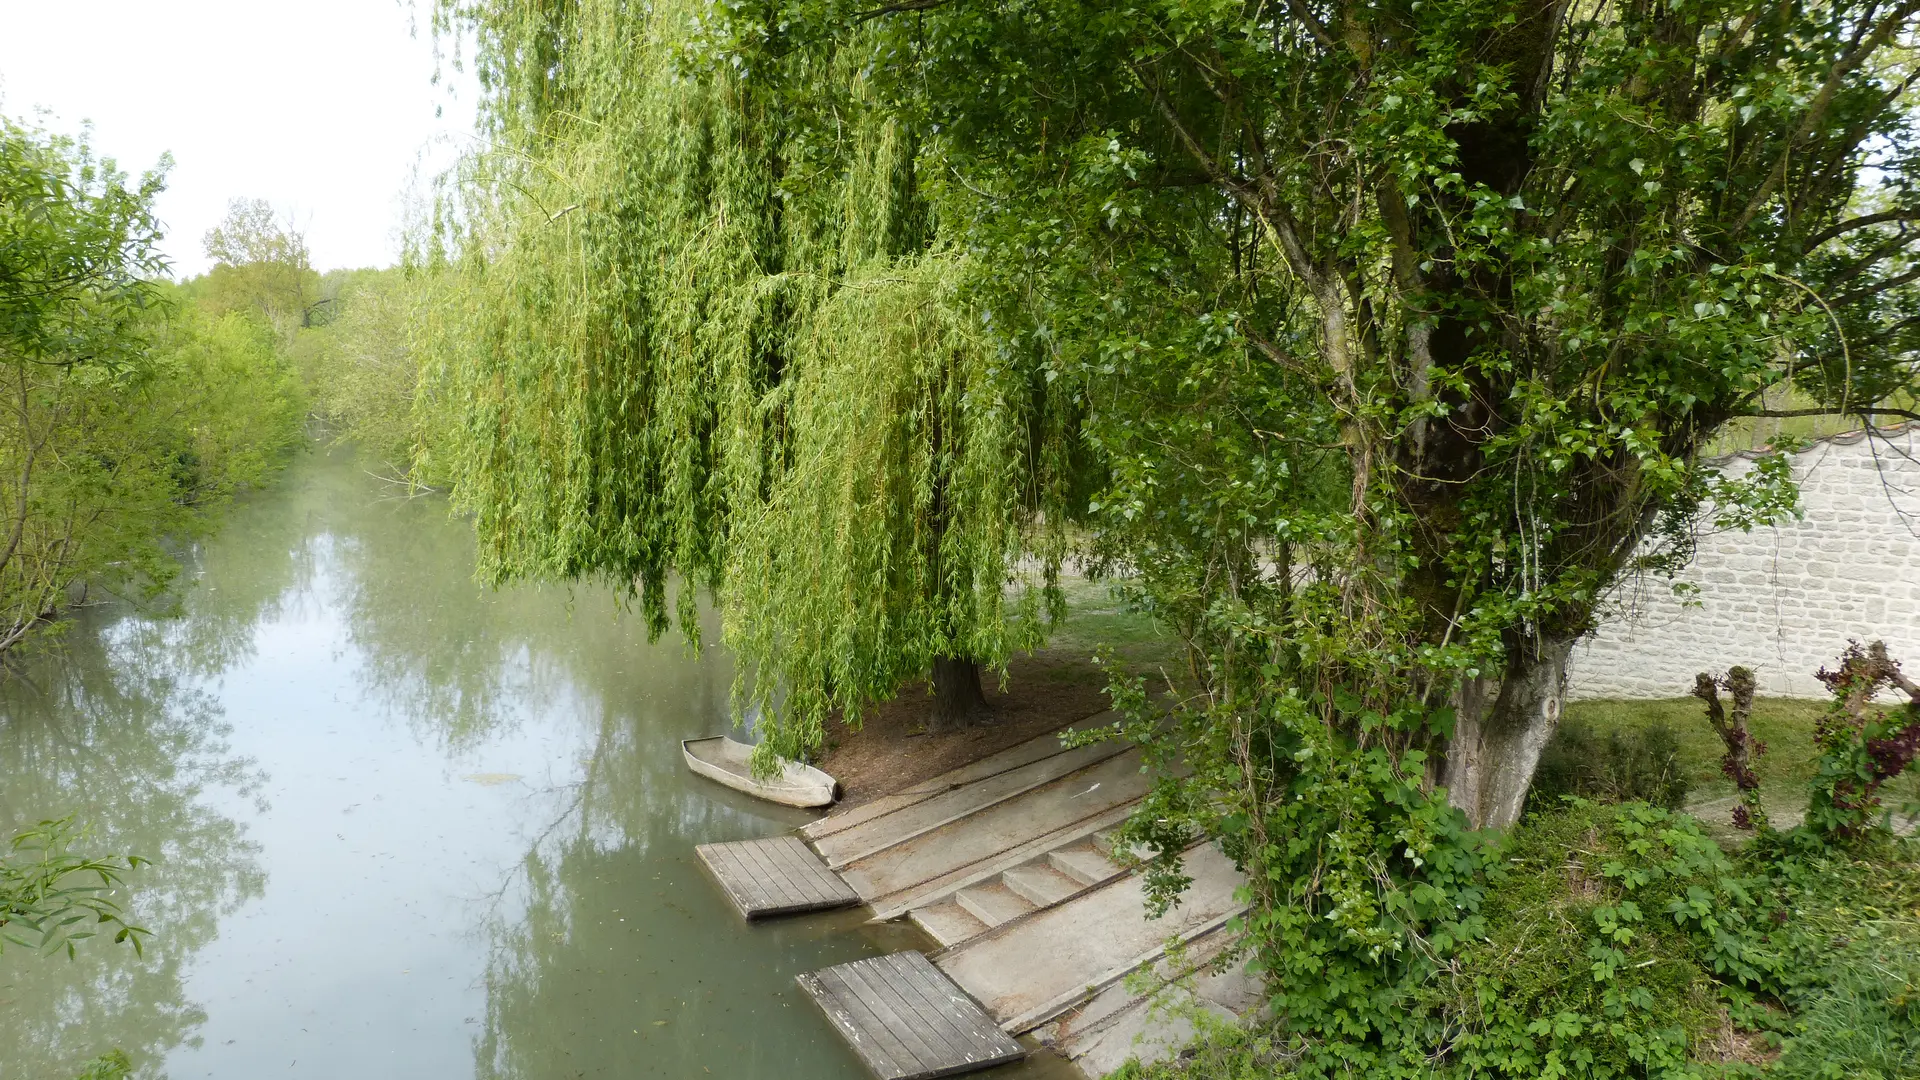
[798,951,1026,1080]
[696,836,861,919]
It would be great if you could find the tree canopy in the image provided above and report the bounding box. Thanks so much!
[425,1,1920,1068]
[423,0,1077,755]
[0,118,304,653]
[432,0,1920,782]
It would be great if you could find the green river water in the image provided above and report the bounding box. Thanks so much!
[0,446,1078,1080]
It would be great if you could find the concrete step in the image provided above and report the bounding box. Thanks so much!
[1001,863,1082,907]
[1093,828,1150,863]
[813,737,1131,867]
[866,800,1139,922]
[936,844,1246,1033]
[910,898,992,947]
[955,881,1036,927]
[1048,843,1123,887]
[1037,930,1261,1077]
[838,748,1149,902]
[801,713,1120,843]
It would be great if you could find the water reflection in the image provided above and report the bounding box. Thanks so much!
[0,618,267,1078]
[0,446,1067,1080]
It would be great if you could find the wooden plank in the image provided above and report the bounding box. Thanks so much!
[768,836,855,906]
[717,843,781,911]
[766,836,839,904]
[799,969,909,1080]
[837,962,948,1073]
[892,952,1016,1058]
[797,953,1025,1080]
[737,837,807,900]
[696,837,860,919]
[696,843,765,914]
[783,836,854,897]
[817,964,925,1078]
[867,952,977,1061]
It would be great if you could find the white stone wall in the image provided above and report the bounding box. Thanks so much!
[1570,425,1920,700]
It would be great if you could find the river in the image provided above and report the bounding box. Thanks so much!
[0,446,1076,1080]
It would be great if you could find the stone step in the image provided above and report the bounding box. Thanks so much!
[839,748,1149,903]
[1093,828,1150,864]
[955,881,1036,927]
[801,713,1121,843]
[1048,844,1123,887]
[814,738,1131,867]
[866,800,1139,923]
[937,844,1246,1034]
[910,898,992,948]
[1001,862,1082,907]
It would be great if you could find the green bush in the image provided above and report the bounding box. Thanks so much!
[1532,718,1691,812]
[1432,800,1778,1079]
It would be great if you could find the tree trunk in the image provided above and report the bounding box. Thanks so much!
[1443,636,1575,829]
[928,656,988,733]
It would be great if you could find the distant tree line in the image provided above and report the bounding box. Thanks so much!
[0,122,306,655]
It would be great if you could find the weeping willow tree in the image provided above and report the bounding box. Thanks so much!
[421,0,1072,755]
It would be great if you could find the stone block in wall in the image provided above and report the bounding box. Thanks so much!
[1570,426,1920,701]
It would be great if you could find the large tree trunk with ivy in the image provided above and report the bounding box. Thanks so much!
[1444,637,1575,829]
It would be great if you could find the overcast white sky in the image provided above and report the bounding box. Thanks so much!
[0,0,476,276]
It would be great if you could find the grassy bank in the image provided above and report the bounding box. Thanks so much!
[1556,697,1920,836]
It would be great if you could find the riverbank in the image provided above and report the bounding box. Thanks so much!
[817,577,1179,807]
[818,651,1116,807]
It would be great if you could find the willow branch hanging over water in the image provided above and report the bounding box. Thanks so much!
[422,0,1069,758]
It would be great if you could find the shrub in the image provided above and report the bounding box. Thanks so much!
[1531,719,1691,812]
[1434,800,1778,1078]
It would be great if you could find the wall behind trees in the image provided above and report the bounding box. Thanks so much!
[1573,425,1920,699]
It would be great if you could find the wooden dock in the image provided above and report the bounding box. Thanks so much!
[696,836,861,919]
[798,951,1026,1080]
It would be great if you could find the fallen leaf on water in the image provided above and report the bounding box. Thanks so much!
[463,773,523,786]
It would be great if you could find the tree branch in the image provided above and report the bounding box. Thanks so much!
[1130,57,1323,292]
[1805,207,1920,249]
[1746,406,1920,424]
[1831,262,1920,307]
[1282,0,1337,50]
[854,0,945,21]
[1730,0,1920,238]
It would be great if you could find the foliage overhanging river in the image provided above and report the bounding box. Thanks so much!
[0,446,1077,1079]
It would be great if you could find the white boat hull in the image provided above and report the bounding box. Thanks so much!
[682,736,837,808]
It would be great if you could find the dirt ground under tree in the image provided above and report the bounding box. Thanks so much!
[817,648,1133,807]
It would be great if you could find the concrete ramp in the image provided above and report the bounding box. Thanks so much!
[933,844,1245,1033]
[813,737,1131,868]
[802,715,1119,845]
[838,748,1150,903]
[1035,931,1263,1076]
